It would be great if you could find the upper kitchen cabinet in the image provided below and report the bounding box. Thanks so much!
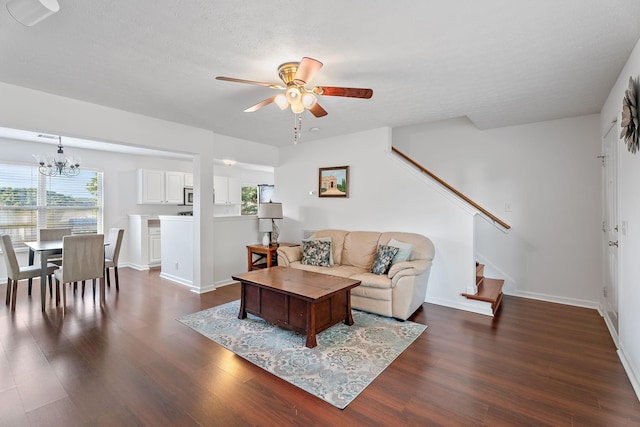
[184,173,194,187]
[138,169,186,204]
[213,176,241,205]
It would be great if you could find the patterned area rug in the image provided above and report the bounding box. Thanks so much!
[178,300,427,409]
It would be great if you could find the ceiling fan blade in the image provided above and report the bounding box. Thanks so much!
[293,57,323,85]
[309,102,328,118]
[216,76,284,90]
[312,86,373,99]
[244,96,276,112]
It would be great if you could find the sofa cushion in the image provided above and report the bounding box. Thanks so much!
[300,240,331,267]
[387,238,413,265]
[351,272,393,289]
[288,261,367,278]
[370,245,399,275]
[312,230,348,265]
[351,283,392,300]
[342,231,381,270]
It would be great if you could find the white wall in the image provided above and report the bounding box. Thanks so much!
[393,115,603,307]
[0,137,193,278]
[159,216,194,288]
[0,82,278,292]
[213,216,264,287]
[276,127,490,313]
[600,36,640,397]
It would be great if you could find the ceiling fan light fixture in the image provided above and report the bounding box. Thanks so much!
[290,102,304,114]
[285,86,301,104]
[274,94,288,110]
[301,91,317,109]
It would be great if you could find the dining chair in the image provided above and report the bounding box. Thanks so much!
[40,227,73,268]
[1,234,57,311]
[54,234,105,310]
[28,227,72,296]
[104,228,125,291]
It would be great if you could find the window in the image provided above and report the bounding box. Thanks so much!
[241,185,257,215]
[0,162,103,247]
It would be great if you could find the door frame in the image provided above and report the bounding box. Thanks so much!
[602,118,619,344]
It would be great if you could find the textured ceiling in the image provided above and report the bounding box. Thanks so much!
[1,1,639,147]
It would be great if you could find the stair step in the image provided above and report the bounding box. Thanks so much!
[462,277,504,314]
[476,263,484,286]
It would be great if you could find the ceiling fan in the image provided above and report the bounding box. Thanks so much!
[216,57,373,118]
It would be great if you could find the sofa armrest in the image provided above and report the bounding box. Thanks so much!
[277,245,302,267]
[388,259,430,280]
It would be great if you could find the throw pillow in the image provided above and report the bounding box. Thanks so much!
[301,240,331,267]
[388,238,413,264]
[302,236,334,265]
[370,245,399,275]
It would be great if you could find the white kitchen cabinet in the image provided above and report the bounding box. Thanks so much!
[165,171,185,204]
[128,215,161,269]
[138,169,185,204]
[184,173,194,187]
[213,176,241,204]
[148,226,162,265]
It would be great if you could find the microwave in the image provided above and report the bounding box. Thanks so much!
[183,187,193,205]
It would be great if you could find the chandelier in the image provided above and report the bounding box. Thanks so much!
[33,136,81,177]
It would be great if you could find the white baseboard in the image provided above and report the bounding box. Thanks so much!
[425,296,494,316]
[214,278,237,288]
[618,348,640,403]
[159,272,192,288]
[158,272,216,294]
[122,262,149,271]
[191,283,216,294]
[507,289,599,310]
[598,303,620,348]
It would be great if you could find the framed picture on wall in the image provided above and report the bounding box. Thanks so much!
[318,166,349,198]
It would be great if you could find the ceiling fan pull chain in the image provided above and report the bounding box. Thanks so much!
[293,113,302,144]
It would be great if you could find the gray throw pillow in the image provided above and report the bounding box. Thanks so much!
[370,245,399,275]
[388,238,413,264]
[301,240,331,267]
[302,236,333,265]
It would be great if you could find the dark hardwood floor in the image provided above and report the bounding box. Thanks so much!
[1,268,638,426]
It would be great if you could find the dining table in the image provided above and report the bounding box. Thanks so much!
[24,239,108,311]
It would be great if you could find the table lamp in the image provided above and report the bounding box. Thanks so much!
[258,202,283,246]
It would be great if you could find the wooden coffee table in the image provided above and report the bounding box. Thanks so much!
[232,266,361,348]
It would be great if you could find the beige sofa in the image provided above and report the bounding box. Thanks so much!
[277,230,435,320]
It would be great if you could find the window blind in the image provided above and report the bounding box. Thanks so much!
[0,162,103,247]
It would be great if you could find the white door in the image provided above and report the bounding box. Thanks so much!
[603,123,619,334]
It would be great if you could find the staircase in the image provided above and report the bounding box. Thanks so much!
[462,263,504,314]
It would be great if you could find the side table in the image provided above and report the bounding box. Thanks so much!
[246,243,298,271]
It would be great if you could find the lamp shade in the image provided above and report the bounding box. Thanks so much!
[258,202,283,219]
[7,0,59,26]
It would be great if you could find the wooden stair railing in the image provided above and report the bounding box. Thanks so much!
[462,263,504,314]
[391,146,511,230]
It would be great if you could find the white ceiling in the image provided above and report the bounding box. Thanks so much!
[1,1,639,148]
